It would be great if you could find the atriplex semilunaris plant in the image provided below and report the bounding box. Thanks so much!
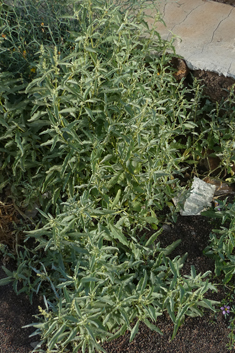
[1,0,233,352]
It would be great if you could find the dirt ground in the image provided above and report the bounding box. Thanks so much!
[0,263,41,353]
[213,0,235,5]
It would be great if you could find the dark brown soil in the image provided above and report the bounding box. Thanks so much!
[0,261,41,353]
[170,58,235,104]
[193,70,235,103]
[213,0,235,6]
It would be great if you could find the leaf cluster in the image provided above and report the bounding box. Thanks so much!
[5,206,216,352]
[0,0,232,351]
[204,199,235,285]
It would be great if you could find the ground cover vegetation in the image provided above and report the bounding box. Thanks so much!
[0,0,235,352]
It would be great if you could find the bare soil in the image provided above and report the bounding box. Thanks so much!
[0,263,41,353]
[213,0,235,5]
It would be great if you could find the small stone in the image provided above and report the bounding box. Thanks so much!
[162,224,172,232]
[203,177,235,196]
[171,57,189,81]
[30,341,40,349]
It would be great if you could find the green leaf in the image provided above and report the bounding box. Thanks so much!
[26,228,48,238]
[1,266,13,277]
[142,216,159,225]
[85,47,97,53]
[107,324,127,342]
[124,104,134,117]
[85,107,95,121]
[130,320,140,342]
[62,327,79,347]
[48,323,67,350]
[44,321,57,338]
[179,284,185,304]
[172,304,190,340]
[131,201,141,212]
[162,239,181,256]
[197,299,219,311]
[0,117,9,128]
[81,277,99,283]
[168,259,177,276]
[106,172,122,190]
[140,269,148,294]
[120,308,130,326]
[15,131,24,156]
[183,122,198,129]
[52,187,61,205]
[166,303,176,324]
[223,268,235,285]
[109,224,129,246]
[153,171,169,178]
[111,189,121,209]
[74,300,82,317]
[59,107,78,115]
[90,209,116,216]
[187,306,203,317]
[28,110,47,122]
[26,71,53,94]
[85,325,96,342]
[0,276,14,286]
[146,305,160,322]
[145,228,163,247]
[143,319,163,335]
[190,265,196,279]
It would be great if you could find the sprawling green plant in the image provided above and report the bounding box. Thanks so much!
[204,199,235,285]
[0,0,231,351]
[0,0,81,77]
[1,0,235,212]
[11,204,216,353]
[0,0,195,213]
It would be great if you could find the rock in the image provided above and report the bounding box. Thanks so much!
[171,57,189,81]
[203,176,235,196]
[162,224,172,232]
[30,341,40,349]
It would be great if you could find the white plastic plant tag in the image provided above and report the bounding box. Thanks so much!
[173,176,216,216]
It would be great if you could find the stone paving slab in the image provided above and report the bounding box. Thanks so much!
[146,0,235,78]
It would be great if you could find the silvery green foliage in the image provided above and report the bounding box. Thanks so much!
[0,0,223,351]
[0,0,80,76]
[204,200,235,285]
[19,202,217,353]
[0,0,201,212]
